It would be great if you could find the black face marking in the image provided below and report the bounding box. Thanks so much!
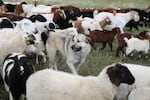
[106,63,135,86]
[41,32,48,45]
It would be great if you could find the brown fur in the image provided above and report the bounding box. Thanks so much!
[0,13,24,21]
[116,31,150,57]
[90,27,121,51]
[99,17,111,29]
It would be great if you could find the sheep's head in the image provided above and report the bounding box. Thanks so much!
[24,32,42,47]
[106,63,135,86]
[16,18,38,34]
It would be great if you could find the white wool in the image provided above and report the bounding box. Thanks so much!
[128,87,150,100]
[116,63,150,100]
[26,64,119,100]
[0,32,27,69]
[0,19,40,67]
[81,19,102,35]
[94,11,139,33]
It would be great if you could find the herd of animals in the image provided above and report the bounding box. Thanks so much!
[0,0,150,100]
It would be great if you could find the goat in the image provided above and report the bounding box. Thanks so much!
[124,37,150,58]
[89,27,121,51]
[94,11,140,33]
[71,17,111,35]
[116,31,150,57]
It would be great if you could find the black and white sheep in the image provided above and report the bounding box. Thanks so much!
[2,53,34,100]
[26,63,135,100]
[116,63,150,100]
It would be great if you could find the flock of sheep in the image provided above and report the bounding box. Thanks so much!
[0,0,150,100]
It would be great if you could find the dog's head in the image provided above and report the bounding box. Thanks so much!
[71,34,91,52]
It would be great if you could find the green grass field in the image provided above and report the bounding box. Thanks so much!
[0,0,150,100]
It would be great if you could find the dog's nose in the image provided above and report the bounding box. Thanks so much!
[71,45,82,52]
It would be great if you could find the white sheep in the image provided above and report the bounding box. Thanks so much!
[116,63,150,100]
[26,5,60,17]
[0,19,40,68]
[94,11,139,33]
[128,87,150,100]
[124,37,150,57]
[25,21,52,64]
[26,63,135,100]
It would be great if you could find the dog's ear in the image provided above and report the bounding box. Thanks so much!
[72,35,75,42]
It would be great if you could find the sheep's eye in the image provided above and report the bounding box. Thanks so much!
[44,26,47,28]
[77,40,80,42]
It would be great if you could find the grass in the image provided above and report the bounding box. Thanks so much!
[4,0,150,9]
[0,0,150,100]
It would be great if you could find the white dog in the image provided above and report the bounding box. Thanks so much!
[46,30,91,75]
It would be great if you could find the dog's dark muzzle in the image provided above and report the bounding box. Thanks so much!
[71,45,82,52]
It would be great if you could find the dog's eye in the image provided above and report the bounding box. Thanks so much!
[77,40,80,42]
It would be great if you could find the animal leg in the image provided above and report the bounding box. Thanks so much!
[74,63,82,72]
[36,54,39,64]
[100,43,106,50]
[36,51,47,64]
[47,48,57,70]
[108,42,113,51]
[66,60,78,75]
[9,91,13,100]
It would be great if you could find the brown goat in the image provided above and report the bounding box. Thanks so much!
[116,33,133,57]
[89,27,121,51]
[0,13,24,21]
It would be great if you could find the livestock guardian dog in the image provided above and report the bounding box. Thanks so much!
[46,32,91,75]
